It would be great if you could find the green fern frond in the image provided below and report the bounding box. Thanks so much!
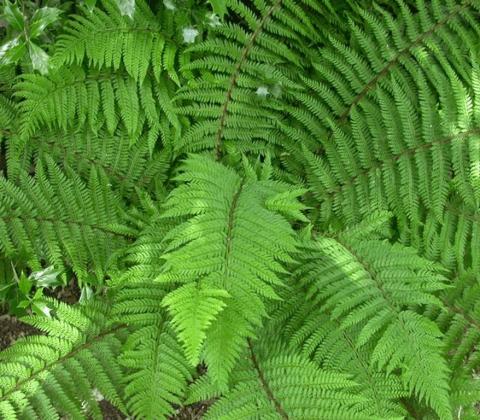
[297,220,452,418]
[292,0,480,276]
[192,343,380,419]
[0,298,126,419]
[0,158,133,284]
[52,0,180,84]
[266,289,408,418]
[15,66,173,143]
[113,284,193,419]
[175,0,341,156]
[6,129,173,198]
[157,154,303,386]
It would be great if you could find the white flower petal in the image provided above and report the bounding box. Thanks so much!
[182,27,199,44]
[256,86,269,97]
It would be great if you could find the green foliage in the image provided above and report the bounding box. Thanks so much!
[0,0,479,419]
[0,299,126,418]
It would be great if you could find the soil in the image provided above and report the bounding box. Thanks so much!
[0,312,39,350]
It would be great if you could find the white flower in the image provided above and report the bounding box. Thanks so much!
[163,0,176,10]
[182,27,199,44]
[256,86,269,97]
[40,305,52,318]
[117,0,135,19]
[92,388,105,402]
[207,13,221,27]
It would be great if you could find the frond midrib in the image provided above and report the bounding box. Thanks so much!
[247,338,289,419]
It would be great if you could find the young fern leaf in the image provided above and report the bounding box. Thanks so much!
[162,283,230,365]
[0,299,126,419]
[157,154,303,386]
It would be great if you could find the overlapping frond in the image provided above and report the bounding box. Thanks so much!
[15,66,177,145]
[294,0,480,274]
[113,284,193,419]
[52,0,180,84]
[296,215,451,418]
[175,0,341,156]
[0,158,133,284]
[0,299,126,419]
[266,289,408,418]
[6,128,172,198]
[157,154,303,386]
[189,343,378,419]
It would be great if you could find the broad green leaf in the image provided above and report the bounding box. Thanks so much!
[0,37,26,65]
[3,1,24,31]
[28,41,49,74]
[30,7,61,38]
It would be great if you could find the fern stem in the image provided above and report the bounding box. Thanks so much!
[247,338,289,419]
[214,0,283,160]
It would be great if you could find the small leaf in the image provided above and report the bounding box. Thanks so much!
[29,7,61,39]
[29,265,61,288]
[0,37,26,65]
[18,273,32,295]
[28,41,49,74]
[3,1,24,31]
[80,286,94,303]
[32,301,52,318]
[208,0,226,18]
[115,0,135,19]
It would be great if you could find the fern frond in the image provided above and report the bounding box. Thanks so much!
[266,288,408,418]
[52,0,179,84]
[0,298,126,419]
[192,343,379,419]
[6,128,173,198]
[113,284,193,419]
[157,154,303,386]
[175,0,340,156]
[297,218,452,418]
[0,158,133,284]
[15,66,173,143]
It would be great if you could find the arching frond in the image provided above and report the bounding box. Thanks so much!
[0,299,126,419]
[157,154,303,386]
[0,158,134,284]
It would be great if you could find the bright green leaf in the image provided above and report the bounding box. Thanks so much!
[29,7,61,39]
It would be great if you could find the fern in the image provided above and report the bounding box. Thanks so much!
[188,342,379,419]
[0,298,126,419]
[113,284,193,419]
[1,0,480,418]
[0,157,133,284]
[52,0,181,85]
[156,154,303,386]
[15,66,177,144]
[295,216,452,418]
